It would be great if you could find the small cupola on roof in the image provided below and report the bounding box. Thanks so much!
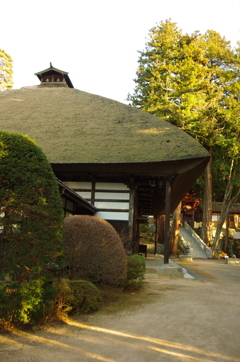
[35,63,74,88]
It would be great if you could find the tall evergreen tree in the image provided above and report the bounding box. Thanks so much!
[128,20,239,247]
[0,49,13,91]
[0,131,64,325]
[211,44,240,250]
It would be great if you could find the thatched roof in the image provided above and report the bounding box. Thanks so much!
[0,88,208,166]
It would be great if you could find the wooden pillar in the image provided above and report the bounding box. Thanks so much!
[128,187,135,252]
[137,222,141,246]
[91,181,96,205]
[159,215,165,243]
[164,178,171,264]
[154,217,159,254]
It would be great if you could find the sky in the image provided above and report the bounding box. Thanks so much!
[1,0,240,104]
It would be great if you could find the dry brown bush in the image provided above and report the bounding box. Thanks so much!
[63,215,127,287]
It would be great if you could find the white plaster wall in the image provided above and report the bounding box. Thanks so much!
[63,181,130,222]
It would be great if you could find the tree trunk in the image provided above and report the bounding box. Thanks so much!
[170,201,182,256]
[213,207,230,253]
[202,150,212,245]
[212,171,240,253]
[224,213,229,253]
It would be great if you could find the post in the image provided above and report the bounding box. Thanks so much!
[128,186,135,253]
[159,215,165,243]
[154,217,159,254]
[164,178,171,264]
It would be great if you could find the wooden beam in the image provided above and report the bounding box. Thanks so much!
[164,178,171,264]
[91,181,96,205]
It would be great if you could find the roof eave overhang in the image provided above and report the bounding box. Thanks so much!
[53,155,210,216]
[57,179,97,213]
[52,155,210,178]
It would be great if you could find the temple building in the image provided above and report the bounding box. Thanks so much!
[0,64,210,260]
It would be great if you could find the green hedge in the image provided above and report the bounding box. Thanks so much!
[68,280,102,313]
[52,278,102,318]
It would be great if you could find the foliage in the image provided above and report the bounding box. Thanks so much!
[0,49,13,90]
[128,20,237,145]
[0,131,64,326]
[0,131,64,278]
[232,240,240,258]
[140,223,151,233]
[68,280,102,313]
[63,215,127,287]
[0,277,56,326]
[147,244,164,254]
[124,254,146,288]
[47,278,73,321]
[128,20,240,246]
[47,278,102,320]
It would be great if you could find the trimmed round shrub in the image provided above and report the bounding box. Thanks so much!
[63,215,127,287]
[68,280,102,313]
[0,131,64,326]
[49,278,102,319]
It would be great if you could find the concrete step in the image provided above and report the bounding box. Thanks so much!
[144,257,194,279]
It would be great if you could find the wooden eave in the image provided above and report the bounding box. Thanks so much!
[35,66,69,76]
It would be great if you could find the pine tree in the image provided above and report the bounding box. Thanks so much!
[128,20,240,247]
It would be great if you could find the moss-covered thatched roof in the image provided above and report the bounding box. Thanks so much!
[0,88,208,165]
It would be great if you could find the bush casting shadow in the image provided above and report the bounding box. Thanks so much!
[63,215,127,287]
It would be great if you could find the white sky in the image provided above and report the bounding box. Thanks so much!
[1,0,240,104]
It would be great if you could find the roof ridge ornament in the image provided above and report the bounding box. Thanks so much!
[35,64,74,88]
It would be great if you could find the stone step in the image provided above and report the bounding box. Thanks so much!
[180,226,209,259]
[145,265,184,278]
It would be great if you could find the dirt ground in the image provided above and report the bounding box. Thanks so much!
[0,259,240,362]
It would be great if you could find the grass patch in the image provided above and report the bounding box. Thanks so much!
[94,283,160,316]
